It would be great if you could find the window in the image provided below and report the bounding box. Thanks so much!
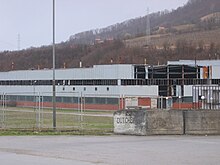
[85,97,94,104]
[26,96,34,102]
[63,97,72,103]
[17,95,26,101]
[107,98,118,105]
[56,97,62,102]
[43,96,52,102]
[95,98,106,104]
[72,97,78,103]
[107,87,109,91]
[6,95,17,101]
[95,87,97,91]
[182,97,193,103]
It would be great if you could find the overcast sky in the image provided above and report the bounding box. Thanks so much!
[0,0,188,51]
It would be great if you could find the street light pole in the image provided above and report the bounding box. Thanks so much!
[52,0,56,129]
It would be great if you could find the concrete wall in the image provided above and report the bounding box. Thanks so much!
[114,109,220,136]
[114,110,183,136]
[146,111,184,135]
[114,110,147,136]
[185,110,220,135]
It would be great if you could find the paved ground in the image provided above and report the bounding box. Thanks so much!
[0,135,219,165]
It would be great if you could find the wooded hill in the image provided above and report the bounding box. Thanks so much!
[0,0,220,71]
[69,0,220,44]
[1,38,219,71]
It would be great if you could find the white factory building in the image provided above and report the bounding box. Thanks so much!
[0,60,219,110]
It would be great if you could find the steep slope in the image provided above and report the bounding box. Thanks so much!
[69,0,220,45]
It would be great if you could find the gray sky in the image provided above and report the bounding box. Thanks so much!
[0,0,188,51]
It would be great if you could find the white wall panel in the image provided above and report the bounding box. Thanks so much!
[0,64,134,80]
[184,85,193,96]
[212,66,220,79]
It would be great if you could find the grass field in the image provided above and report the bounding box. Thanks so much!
[0,106,114,135]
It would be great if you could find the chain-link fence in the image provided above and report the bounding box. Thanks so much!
[0,92,38,129]
[0,92,114,132]
[2,89,218,131]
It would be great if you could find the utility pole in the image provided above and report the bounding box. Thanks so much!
[52,0,56,129]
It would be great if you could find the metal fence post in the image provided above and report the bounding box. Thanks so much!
[2,93,5,128]
[38,92,41,129]
[0,93,5,128]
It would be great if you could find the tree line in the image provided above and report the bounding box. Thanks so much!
[0,39,219,71]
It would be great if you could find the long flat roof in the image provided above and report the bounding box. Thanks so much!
[0,64,136,80]
[168,60,220,66]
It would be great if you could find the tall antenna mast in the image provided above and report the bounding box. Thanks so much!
[146,7,151,46]
[17,33,20,51]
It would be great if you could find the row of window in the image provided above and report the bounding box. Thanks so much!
[0,79,219,86]
[0,79,118,86]
[1,95,119,105]
[121,79,220,86]
[73,87,110,92]
[172,96,193,103]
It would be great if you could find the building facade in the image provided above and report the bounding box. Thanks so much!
[0,60,219,110]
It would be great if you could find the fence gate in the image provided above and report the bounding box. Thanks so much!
[40,92,81,129]
[80,94,118,131]
[193,85,220,110]
[0,92,40,129]
[0,92,83,130]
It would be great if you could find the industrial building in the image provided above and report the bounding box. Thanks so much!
[0,60,219,110]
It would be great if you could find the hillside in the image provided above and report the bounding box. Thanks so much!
[69,0,220,45]
[0,0,220,71]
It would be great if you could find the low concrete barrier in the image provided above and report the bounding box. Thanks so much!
[114,110,147,136]
[185,110,220,135]
[146,110,184,135]
[114,110,183,136]
[114,109,220,136]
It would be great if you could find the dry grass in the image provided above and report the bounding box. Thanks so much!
[125,28,220,48]
[200,12,220,21]
[173,24,196,31]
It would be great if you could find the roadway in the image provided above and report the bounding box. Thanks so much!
[0,135,219,165]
